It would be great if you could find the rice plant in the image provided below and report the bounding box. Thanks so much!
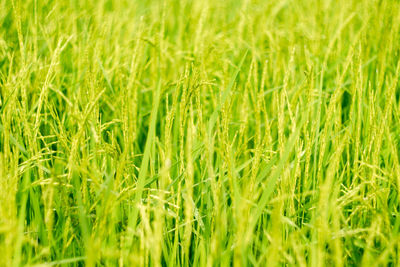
[1,0,400,266]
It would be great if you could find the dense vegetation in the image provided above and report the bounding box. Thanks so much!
[1,0,400,266]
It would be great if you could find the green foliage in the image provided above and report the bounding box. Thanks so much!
[1,0,400,266]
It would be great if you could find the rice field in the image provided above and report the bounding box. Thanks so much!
[1,0,400,266]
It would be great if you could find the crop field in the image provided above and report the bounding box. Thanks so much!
[1,0,400,266]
